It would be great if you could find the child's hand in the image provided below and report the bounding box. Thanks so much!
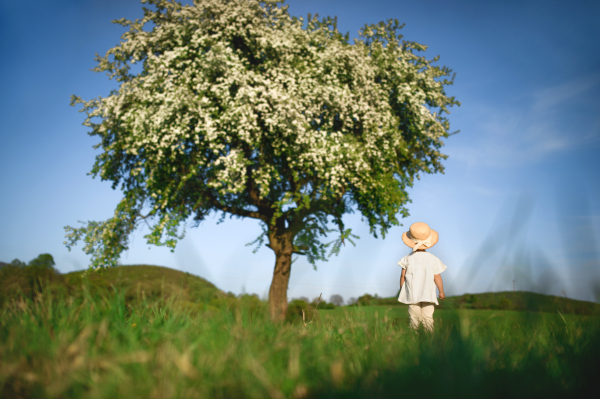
[438,292,445,300]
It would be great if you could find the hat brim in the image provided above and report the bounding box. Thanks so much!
[402,229,439,249]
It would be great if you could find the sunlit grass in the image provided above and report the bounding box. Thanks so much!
[1,289,599,398]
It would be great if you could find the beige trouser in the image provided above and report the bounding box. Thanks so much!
[408,302,435,332]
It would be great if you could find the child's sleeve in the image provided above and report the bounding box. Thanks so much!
[433,258,447,274]
[398,256,409,270]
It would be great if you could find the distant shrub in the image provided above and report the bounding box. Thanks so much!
[499,297,512,310]
[457,293,480,309]
[310,296,323,305]
[10,259,27,268]
[375,297,401,306]
[0,254,64,304]
[357,294,376,306]
[320,302,336,310]
[329,294,344,306]
[286,299,319,324]
[352,294,400,307]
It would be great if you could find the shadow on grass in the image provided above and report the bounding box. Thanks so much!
[306,317,600,399]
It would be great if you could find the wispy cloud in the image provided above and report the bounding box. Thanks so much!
[531,75,600,113]
[447,73,600,167]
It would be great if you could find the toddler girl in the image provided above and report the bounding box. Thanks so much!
[398,222,446,331]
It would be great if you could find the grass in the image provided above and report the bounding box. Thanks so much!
[1,264,600,398]
[1,288,599,398]
[319,305,600,344]
[356,291,600,315]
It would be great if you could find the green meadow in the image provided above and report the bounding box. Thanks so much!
[1,264,599,398]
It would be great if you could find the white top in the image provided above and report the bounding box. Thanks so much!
[397,252,447,305]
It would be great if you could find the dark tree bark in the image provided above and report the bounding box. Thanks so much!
[267,223,294,321]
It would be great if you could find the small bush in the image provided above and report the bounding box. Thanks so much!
[357,294,376,306]
[286,299,320,324]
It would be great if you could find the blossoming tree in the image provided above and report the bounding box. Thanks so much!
[65,0,459,321]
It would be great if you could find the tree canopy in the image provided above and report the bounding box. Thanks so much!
[65,0,459,320]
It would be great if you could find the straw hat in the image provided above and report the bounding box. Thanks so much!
[402,222,439,251]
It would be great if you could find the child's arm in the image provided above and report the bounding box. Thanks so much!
[400,269,406,289]
[434,274,445,300]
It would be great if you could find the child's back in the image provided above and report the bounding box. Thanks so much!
[397,222,446,331]
[398,251,446,305]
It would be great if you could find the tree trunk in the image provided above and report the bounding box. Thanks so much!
[267,226,294,322]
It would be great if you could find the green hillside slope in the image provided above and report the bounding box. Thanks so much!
[3,262,599,316]
[0,264,243,311]
[437,291,600,315]
[357,291,600,315]
[63,265,222,303]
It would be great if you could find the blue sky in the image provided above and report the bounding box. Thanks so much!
[1,0,599,303]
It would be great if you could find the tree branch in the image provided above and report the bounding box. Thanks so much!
[205,192,269,222]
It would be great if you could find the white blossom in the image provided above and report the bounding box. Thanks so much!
[66,0,459,271]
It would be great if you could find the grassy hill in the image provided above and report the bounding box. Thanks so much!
[2,263,600,397]
[354,291,600,315]
[63,264,223,303]
[0,264,261,313]
[2,273,599,399]
[2,262,599,316]
[437,291,600,315]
